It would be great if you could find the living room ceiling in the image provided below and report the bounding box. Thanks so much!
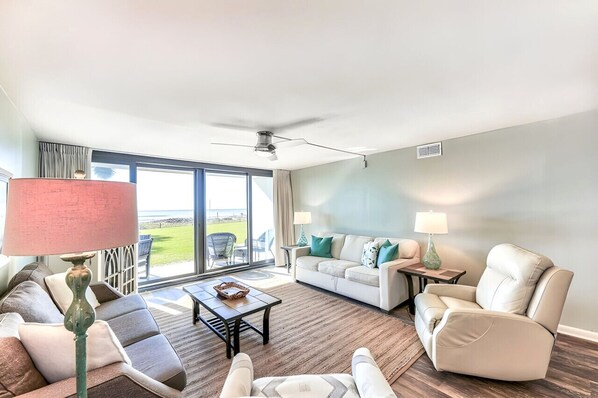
[1,1,597,170]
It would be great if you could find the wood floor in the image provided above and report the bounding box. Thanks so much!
[389,304,598,397]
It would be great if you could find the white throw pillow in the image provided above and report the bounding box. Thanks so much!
[361,241,380,269]
[45,272,101,314]
[19,320,131,383]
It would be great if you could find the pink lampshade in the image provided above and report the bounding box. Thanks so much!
[2,178,138,256]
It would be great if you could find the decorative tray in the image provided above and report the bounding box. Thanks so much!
[213,282,250,300]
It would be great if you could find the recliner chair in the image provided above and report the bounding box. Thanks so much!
[414,243,573,381]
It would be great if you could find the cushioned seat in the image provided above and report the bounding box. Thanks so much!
[295,256,330,272]
[125,334,187,391]
[318,260,360,278]
[345,266,380,287]
[105,309,161,347]
[252,374,359,397]
[415,293,482,334]
[95,294,148,321]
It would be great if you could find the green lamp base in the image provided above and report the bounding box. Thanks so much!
[296,225,308,247]
[422,236,442,270]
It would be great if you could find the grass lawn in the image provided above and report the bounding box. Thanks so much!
[141,221,248,265]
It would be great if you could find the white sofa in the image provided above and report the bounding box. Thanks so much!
[220,347,396,398]
[291,233,420,312]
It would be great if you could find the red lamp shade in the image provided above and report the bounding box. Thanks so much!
[2,178,138,256]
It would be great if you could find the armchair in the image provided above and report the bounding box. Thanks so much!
[414,243,573,381]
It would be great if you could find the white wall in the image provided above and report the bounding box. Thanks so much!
[0,88,38,293]
[291,110,598,333]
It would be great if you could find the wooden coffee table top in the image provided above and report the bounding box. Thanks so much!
[183,277,281,321]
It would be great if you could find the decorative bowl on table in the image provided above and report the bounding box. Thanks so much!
[213,281,250,300]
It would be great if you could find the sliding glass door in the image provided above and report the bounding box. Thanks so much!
[136,166,196,283]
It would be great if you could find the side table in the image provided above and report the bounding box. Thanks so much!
[280,245,299,273]
[397,263,466,315]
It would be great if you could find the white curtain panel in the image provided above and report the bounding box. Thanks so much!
[39,141,91,178]
[273,169,295,266]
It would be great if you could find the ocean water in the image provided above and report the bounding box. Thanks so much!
[138,209,246,222]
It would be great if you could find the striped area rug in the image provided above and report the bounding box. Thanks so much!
[148,280,424,398]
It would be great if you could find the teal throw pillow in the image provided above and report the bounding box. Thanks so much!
[310,236,333,258]
[377,241,399,266]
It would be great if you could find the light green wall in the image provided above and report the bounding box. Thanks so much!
[0,89,38,293]
[291,110,598,332]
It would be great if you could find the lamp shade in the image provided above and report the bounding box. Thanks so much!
[414,211,448,234]
[293,211,312,225]
[2,178,138,256]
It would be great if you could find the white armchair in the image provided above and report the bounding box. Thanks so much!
[220,348,396,398]
[414,243,573,381]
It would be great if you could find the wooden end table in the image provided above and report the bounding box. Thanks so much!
[397,263,466,315]
[183,277,282,358]
[280,245,299,273]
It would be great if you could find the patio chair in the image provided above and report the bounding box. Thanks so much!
[207,232,237,268]
[253,229,275,260]
[138,234,154,279]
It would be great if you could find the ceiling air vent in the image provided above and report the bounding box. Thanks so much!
[417,142,442,159]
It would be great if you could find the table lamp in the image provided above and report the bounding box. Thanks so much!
[293,211,311,247]
[414,211,448,270]
[2,178,138,398]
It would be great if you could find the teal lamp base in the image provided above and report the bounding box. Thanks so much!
[422,235,442,270]
[296,225,308,246]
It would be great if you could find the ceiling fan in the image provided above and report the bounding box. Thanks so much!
[210,117,368,167]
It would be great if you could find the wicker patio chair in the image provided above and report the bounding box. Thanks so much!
[207,232,237,268]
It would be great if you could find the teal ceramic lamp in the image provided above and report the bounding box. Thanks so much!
[294,211,312,247]
[414,211,448,270]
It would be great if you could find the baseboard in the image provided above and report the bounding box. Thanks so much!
[557,324,598,343]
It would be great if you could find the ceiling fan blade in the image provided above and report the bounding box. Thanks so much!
[211,142,255,148]
[210,122,258,131]
[274,138,307,148]
[274,117,324,131]
[267,152,278,161]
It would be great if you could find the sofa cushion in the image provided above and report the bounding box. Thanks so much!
[0,337,48,396]
[373,238,419,260]
[125,334,187,391]
[361,241,380,269]
[377,241,399,266]
[310,236,333,258]
[345,266,380,287]
[414,293,448,333]
[318,260,360,278]
[7,262,54,294]
[19,320,131,383]
[339,235,373,263]
[45,272,101,314]
[0,312,24,338]
[317,233,346,259]
[476,244,554,314]
[106,309,161,347]
[0,281,64,323]
[95,294,147,321]
[252,374,359,398]
[296,256,329,272]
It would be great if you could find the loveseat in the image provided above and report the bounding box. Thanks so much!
[292,233,420,312]
[220,347,396,398]
[0,262,186,397]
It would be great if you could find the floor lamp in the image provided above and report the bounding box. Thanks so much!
[2,178,138,398]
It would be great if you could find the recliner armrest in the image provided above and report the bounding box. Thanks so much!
[18,362,182,398]
[90,281,124,303]
[423,284,476,302]
[220,353,254,398]
[352,348,396,398]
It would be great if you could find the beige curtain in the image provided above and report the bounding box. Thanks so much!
[39,142,91,178]
[273,169,295,266]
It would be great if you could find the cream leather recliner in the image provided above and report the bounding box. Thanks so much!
[414,243,573,381]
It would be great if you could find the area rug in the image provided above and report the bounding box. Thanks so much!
[149,281,424,397]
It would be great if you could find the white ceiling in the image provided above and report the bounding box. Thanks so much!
[1,1,597,170]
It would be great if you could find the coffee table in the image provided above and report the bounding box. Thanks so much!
[183,277,282,358]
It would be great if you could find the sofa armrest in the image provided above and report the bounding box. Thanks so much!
[220,353,254,398]
[378,258,419,311]
[433,308,555,380]
[90,282,124,303]
[352,348,396,398]
[291,246,311,280]
[19,362,182,398]
[423,284,476,302]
